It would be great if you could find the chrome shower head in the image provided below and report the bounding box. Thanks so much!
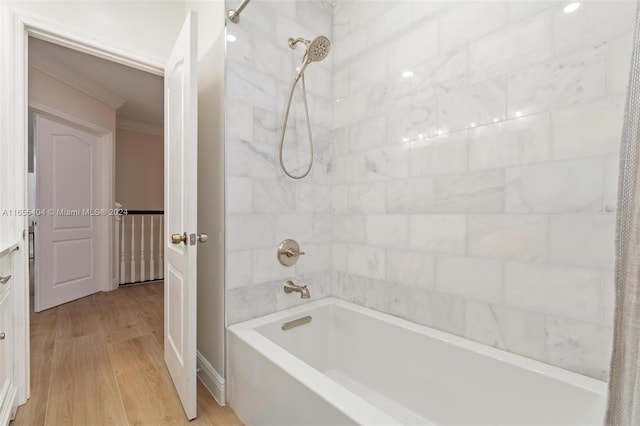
[307,36,331,63]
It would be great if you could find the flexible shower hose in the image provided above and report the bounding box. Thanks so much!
[278,72,314,180]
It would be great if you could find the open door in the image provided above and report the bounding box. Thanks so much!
[34,114,106,311]
[164,11,199,420]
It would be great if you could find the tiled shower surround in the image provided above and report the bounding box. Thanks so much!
[225,0,634,380]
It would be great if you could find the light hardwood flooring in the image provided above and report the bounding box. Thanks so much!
[12,279,242,426]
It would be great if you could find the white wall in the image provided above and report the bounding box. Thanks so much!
[29,66,116,131]
[331,0,634,380]
[185,0,227,401]
[6,1,187,65]
[115,127,163,210]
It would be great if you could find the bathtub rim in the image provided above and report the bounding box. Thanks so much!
[227,297,607,425]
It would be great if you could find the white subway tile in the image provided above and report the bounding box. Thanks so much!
[333,90,367,128]
[226,101,254,142]
[435,170,504,213]
[226,250,253,289]
[439,2,508,54]
[548,214,615,269]
[545,317,613,380]
[505,262,601,322]
[253,107,278,146]
[275,214,313,243]
[348,116,387,153]
[505,158,604,213]
[296,243,331,274]
[465,300,546,361]
[365,146,410,181]
[552,1,635,56]
[438,77,507,132]
[366,215,408,248]
[507,43,608,118]
[332,185,348,213]
[296,184,331,213]
[253,37,293,84]
[387,104,438,146]
[226,214,275,251]
[343,154,368,184]
[508,1,555,23]
[412,47,469,93]
[349,46,388,92]
[387,20,439,74]
[252,247,291,283]
[468,215,547,262]
[348,183,386,214]
[470,11,552,83]
[435,255,503,303]
[227,66,278,112]
[407,289,466,336]
[409,215,467,254]
[469,113,550,171]
[410,131,469,177]
[347,244,385,280]
[601,271,615,328]
[332,214,365,243]
[252,179,296,213]
[386,249,435,289]
[609,33,634,97]
[551,98,625,160]
[365,1,413,46]
[226,139,277,179]
[226,176,253,213]
[386,177,436,214]
[332,243,348,272]
[605,154,619,213]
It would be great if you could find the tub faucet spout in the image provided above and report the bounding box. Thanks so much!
[283,280,310,299]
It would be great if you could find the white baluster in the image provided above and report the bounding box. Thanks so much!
[149,215,155,281]
[119,214,125,285]
[140,216,146,282]
[159,215,164,280]
[130,216,136,283]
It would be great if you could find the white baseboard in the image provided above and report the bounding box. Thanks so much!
[0,384,17,426]
[197,351,225,406]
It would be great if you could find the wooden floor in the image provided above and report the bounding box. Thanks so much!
[12,279,242,426]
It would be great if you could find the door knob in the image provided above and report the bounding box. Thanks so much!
[0,275,10,285]
[0,333,6,340]
[171,232,187,245]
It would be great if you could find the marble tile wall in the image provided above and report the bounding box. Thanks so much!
[225,0,334,324]
[225,0,634,381]
[331,0,634,380]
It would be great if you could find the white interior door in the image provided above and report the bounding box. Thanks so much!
[164,11,198,420]
[34,114,103,311]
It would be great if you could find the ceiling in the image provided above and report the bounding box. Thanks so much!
[29,37,164,128]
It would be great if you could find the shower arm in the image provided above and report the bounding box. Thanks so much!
[227,0,251,24]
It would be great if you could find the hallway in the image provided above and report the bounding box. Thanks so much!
[12,282,241,426]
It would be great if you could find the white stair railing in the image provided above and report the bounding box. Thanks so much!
[117,209,165,285]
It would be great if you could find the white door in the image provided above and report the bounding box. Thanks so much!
[164,11,198,420]
[34,114,103,312]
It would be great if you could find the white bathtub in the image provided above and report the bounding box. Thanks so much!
[228,298,606,425]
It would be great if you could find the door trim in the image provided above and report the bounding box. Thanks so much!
[31,108,114,312]
[1,4,164,407]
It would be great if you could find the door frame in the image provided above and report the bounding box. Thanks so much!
[0,5,164,407]
[31,105,114,312]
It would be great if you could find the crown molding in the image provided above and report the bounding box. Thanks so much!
[29,48,127,110]
[116,118,163,137]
